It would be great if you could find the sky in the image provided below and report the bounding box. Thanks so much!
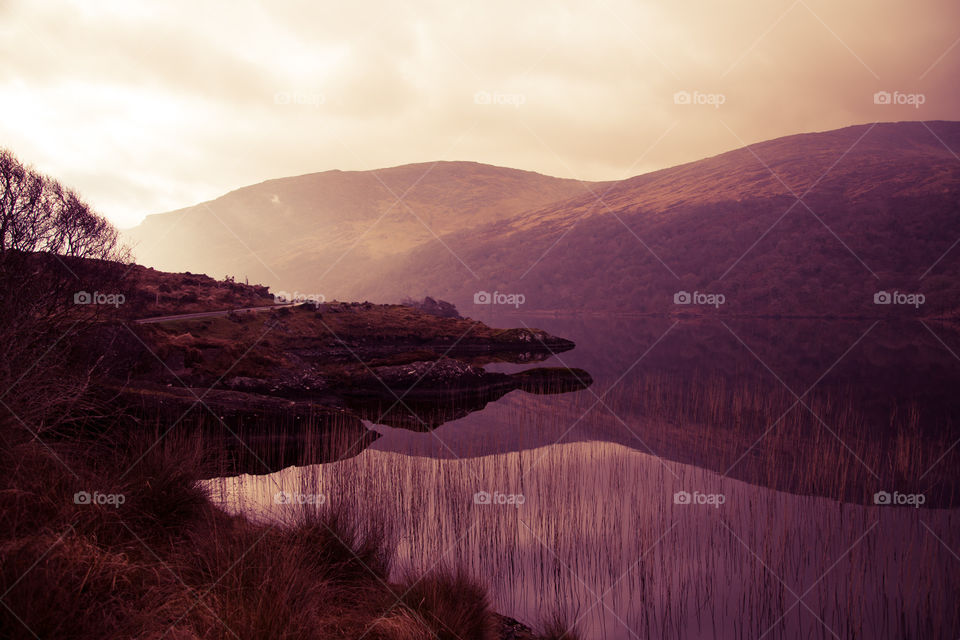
[1,0,959,228]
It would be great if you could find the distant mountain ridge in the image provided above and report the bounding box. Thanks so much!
[126,161,604,299]
[128,122,960,317]
[349,121,960,317]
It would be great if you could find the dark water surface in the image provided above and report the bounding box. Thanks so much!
[210,315,960,639]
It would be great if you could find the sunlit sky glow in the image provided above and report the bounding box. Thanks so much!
[1,0,958,227]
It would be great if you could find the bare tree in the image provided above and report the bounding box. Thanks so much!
[0,148,132,435]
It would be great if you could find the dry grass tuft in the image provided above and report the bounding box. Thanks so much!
[0,420,500,640]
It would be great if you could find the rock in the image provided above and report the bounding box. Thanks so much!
[372,358,490,388]
[492,614,538,640]
[405,296,461,318]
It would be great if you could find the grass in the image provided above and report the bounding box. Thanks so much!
[118,264,275,319]
[0,420,507,640]
[129,304,571,390]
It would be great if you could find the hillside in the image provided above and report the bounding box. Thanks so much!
[128,122,960,318]
[350,121,960,317]
[42,258,588,453]
[125,161,602,299]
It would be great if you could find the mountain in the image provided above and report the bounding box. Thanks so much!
[350,121,960,317]
[129,122,960,317]
[125,161,602,299]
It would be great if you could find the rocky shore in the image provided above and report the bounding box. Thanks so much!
[87,300,591,472]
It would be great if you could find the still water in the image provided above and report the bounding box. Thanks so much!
[208,315,960,639]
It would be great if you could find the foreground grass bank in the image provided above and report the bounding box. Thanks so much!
[0,424,576,640]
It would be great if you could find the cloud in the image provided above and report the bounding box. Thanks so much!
[1,0,958,227]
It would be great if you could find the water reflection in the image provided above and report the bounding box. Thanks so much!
[207,441,959,639]
[344,365,592,431]
[126,363,593,477]
[209,315,960,638]
[374,316,960,507]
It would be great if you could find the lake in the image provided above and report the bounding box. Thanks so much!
[206,314,960,639]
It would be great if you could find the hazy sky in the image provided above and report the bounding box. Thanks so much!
[1,0,959,227]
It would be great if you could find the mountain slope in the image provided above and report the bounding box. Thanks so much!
[125,161,603,298]
[350,121,960,317]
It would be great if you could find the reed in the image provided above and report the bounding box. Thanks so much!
[0,418,501,640]
[209,370,960,639]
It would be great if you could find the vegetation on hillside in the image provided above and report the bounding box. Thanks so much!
[0,148,131,431]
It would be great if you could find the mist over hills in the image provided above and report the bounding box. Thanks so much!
[128,121,960,317]
[126,161,601,299]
